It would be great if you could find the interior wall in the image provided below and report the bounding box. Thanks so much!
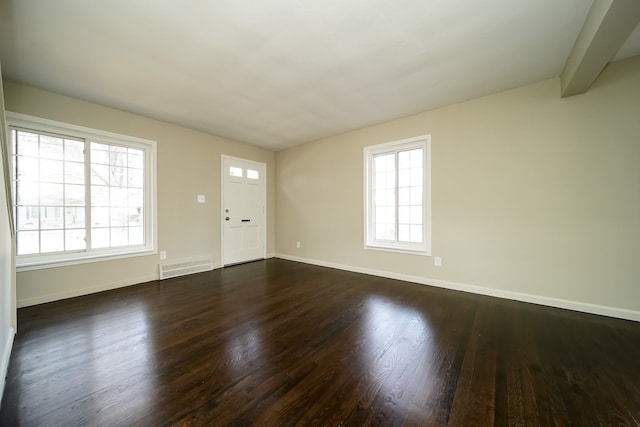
[275,55,640,319]
[0,64,17,402]
[2,80,276,307]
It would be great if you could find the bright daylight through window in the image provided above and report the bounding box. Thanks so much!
[7,113,157,269]
[364,135,431,255]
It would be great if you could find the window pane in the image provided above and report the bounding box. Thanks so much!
[128,168,144,188]
[110,165,126,187]
[129,208,143,226]
[127,150,144,169]
[111,227,128,247]
[40,207,64,229]
[398,206,410,224]
[410,168,422,186]
[65,161,85,184]
[91,147,110,165]
[398,188,410,205]
[17,231,39,255]
[385,189,395,206]
[247,169,259,180]
[384,224,396,241]
[41,230,64,253]
[91,228,110,248]
[65,184,85,206]
[384,154,394,171]
[410,225,422,243]
[398,169,410,187]
[410,148,422,168]
[65,139,85,162]
[385,206,395,225]
[17,207,39,230]
[398,224,410,242]
[17,182,39,205]
[385,171,395,189]
[374,154,384,172]
[110,207,128,226]
[128,188,144,207]
[91,143,109,150]
[91,207,110,227]
[40,183,64,205]
[65,207,85,229]
[91,164,110,185]
[411,168,422,186]
[91,185,110,206]
[89,141,148,252]
[13,127,88,256]
[110,146,127,166]
[110,187,127,206]
[65,229,86,251]
[410,206,422,225]
[376,224,395,241]
[229,166,243,177]
[16,131,39,156]
[410,186,422,205]
[398,150,411,169]
[39,135,64,160]
[129,226,144,245]
[16,156,39,181]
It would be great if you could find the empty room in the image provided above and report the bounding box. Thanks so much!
[1,0,640,425]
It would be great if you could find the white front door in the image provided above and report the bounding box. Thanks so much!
[222,156,266,266]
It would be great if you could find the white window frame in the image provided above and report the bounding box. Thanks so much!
[364,134,431,255]
[6,112,158,271]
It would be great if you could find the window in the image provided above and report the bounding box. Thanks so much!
[364,135,431,255]
[229,166,243,177]
[7,112,157,269]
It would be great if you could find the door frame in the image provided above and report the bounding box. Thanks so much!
[220,155,267,266]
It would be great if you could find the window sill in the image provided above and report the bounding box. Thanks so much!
[364,244,431,257]
[16,248,157,272]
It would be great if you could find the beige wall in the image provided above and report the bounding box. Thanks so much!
[3,80,275,307]
[275,56,640,317]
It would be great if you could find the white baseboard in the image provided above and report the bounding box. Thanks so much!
[0,327,15,404]
[17,274,158,308]
[275,253,640,323]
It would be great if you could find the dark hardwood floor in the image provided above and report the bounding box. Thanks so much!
[1,259,639,426]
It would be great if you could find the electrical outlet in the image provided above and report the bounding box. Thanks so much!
[160,251,167,260]
[296,241,301,249]
[434,256,442,267]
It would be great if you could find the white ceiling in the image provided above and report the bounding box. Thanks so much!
[1,0,639,151]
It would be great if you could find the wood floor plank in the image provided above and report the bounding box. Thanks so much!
[1,259,640,426]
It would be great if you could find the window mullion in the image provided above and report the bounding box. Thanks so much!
[84,140,91,252]
[37,135,42,254]
[394,151,399,244]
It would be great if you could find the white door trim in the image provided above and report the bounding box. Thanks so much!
[220,155,267,266]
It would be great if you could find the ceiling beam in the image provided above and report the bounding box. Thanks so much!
[560,0,640,97]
